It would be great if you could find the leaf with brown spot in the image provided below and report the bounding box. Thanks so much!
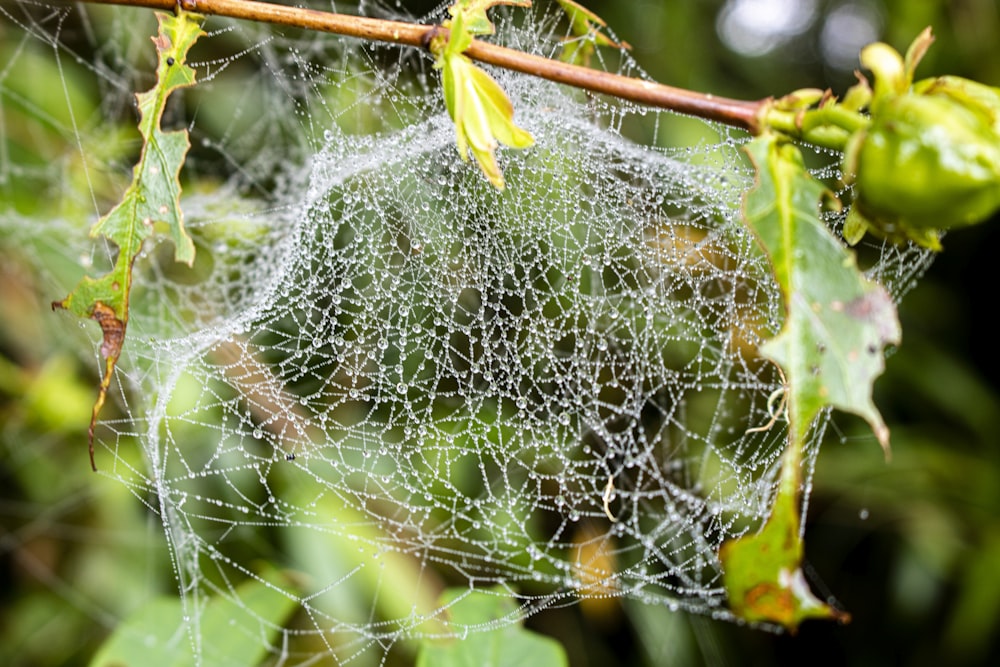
[742,134,900,454]
[720,442,851,632]
[719,134,900,630]
[52,11,204,470]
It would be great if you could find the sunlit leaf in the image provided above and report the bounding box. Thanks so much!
[439,46,534,188]
[433,2,535,187]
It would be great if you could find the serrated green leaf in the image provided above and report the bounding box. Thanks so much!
[743,134,899,452]
[52,11,204,470]
[720,134,899,631]
[416,588,568,667]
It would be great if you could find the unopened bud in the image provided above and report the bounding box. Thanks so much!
[852,89,1000,237]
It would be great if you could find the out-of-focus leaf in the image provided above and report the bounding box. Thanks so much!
[90,575,299,667]
[416,588,568,667]
[555,0,630,65]
[51,11,204,470]
[447,0,532,36]
[571,523,620,623]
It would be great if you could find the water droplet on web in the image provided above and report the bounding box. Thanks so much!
[19,5,938,655]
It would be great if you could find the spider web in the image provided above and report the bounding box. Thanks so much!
[1,1,934,664]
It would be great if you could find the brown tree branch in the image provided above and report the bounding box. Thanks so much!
[87,0,765,131]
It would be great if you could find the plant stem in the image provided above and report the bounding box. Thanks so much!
[762,104,869,152]
[89,0,766,131]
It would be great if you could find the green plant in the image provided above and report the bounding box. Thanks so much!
[3,1,999,665]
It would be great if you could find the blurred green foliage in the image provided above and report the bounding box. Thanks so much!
[2,1,1000,665]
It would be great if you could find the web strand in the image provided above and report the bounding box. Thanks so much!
[1,1,935,663]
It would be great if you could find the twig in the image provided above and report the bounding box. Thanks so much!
[85,0,765,131]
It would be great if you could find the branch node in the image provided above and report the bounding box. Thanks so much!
[421,24,445,52]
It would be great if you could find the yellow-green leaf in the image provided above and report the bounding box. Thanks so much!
[448,0,532,37]
[433,1,534,187]
[555,0,630,66]
[440,52,533,188]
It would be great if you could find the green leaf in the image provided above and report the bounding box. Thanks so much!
[447,0,532,37]
[743,134,899,453]
[416,588,568,667]
[90,575,299,667]
[432,2,535,188]
[51,11,204,470]
[439,52,534,188]
[554,0,630,65]
[720,441,850,632]
[720,134,899,631]
[432,2,534,188]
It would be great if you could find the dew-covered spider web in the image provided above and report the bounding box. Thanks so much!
[1,0,935,664]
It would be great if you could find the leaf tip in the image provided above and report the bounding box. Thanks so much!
[874,421,892,462]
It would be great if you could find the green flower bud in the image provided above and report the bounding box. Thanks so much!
[842,30,1000,249]
[851,89,1000,241]
[913,75,1000,132]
